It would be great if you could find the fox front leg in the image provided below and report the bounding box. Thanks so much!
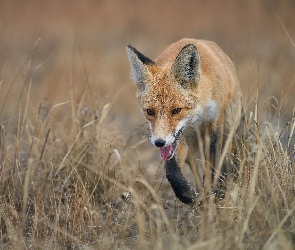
[210,130,227,196]
[165,141,197,204]
[165,157,198,204]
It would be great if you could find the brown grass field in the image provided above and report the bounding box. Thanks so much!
[0,0,295,249]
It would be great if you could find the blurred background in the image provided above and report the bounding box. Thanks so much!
[0,0,294,135]
[1,2,294,247]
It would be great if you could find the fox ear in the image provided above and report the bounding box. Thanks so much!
[171,44,200,88]
[126,44,154,90]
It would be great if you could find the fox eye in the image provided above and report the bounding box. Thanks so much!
[146,109,155,116]
[172,108,182,115]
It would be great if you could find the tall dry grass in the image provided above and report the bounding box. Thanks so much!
[0,38,294,249]
[0,1,294,249]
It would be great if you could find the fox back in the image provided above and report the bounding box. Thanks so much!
[126,38,242,204]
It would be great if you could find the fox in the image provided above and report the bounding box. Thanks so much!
[126,38,242,204]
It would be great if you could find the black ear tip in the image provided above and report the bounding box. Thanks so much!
[126,44,142,57]
[126,44,155,65]
[183,43,197,51]
[126,44,134,51]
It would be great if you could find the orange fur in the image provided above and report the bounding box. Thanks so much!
[126,38,242,204]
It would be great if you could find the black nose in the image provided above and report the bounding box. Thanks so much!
[155,139,166,148]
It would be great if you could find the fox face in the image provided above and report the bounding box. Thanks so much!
[139,81,203,161]
[126,43,217,161]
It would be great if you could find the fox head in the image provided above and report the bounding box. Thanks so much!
[126,43,213,161]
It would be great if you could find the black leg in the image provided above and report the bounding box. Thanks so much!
[210,132,227,197]
[165,157,197,204]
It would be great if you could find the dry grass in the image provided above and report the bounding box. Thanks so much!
[0,71,294,249]
[0,0,295,249]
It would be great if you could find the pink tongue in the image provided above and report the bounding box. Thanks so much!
[160,145,173,161]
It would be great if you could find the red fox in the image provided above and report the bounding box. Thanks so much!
[126,38,242,204]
